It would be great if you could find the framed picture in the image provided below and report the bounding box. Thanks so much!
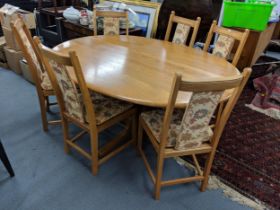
[99,0,161,37]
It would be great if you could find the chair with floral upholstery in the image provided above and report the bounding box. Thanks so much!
[164,11,201,47]
[35,37,137,175]
[93,5,129,36]
[11,18,60,131]
[203,20,249,66]
[137,68,251,199]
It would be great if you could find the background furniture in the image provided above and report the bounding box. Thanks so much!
[156,0,222,42]
[203,20,249,66]
[53,36,240,107]
[61,19,143,39]
[93,7,129,36]
[236,23,277,69]
[0,139,14,177]
[164,11,201,47]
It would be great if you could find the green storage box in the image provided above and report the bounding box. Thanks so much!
[222,1,275,31]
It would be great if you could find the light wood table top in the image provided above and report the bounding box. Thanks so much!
[54,36,240,107]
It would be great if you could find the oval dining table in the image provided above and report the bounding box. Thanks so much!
[53,35,240,108]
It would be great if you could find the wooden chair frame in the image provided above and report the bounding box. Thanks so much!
[203,20,249,66]
[164,11,201,48]
[93,5,129,36]
[138,68,251,199]
[35,37,137,175]
[11,18,60,132]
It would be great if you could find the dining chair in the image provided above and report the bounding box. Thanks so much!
[138,68,251,199]
[11,18,60,131]
[0,139,15,177]
[35,38,137,175]
[93,5,129,36]
[165,11,201,47]
[203,20,249,66]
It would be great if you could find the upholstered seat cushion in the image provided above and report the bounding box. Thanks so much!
[141,109,213,149]
[89,92,133,125]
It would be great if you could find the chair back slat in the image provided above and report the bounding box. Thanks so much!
[104,17,120,35]
[36,44,88,124]
[164,11,201,47]
[175,91,223,150]
[49,59,85,123]
[160,71,248,151]
[203,20,249,66]
[11,18,51,90]
[172,23,191,45]
[93,6,129,36]
[212,35,235,59]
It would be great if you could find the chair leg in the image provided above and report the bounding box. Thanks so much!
[200,151,215,192]
[62,118,70,154]
[46,96,51,112]
[154,155,164,200]
[137,119,143,153]
[38,95,48,132]
[90,130,99,176]
[0,141,15,177]
[132,114,138,147]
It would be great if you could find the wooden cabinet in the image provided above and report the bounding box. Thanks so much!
[236,23,276,69]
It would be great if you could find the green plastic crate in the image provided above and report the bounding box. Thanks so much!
[222,1,275,31]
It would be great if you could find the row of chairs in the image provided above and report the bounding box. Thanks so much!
[11,13,251,199]
[93,9,249,67]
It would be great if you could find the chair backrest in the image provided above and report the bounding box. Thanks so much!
[34,37,97,128]
[160,68,251,151]
[11,18,52,90]
[203,20,249,66]
[164,11,201,47]
[93,5,129,36]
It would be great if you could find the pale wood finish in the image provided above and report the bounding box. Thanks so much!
[203,20,249,66]
[53,36,241,108]
[164,11,201,47]
[11,18,60,131]
[93,5,129,36]
[35,38,137,175]
[138,68,251,199]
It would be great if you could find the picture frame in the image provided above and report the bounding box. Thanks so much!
[99,0,161,37]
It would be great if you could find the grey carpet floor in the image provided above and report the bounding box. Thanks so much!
[0,68,251,210]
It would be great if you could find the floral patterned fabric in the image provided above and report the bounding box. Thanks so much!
[49,60,85,123]
[103,17,119,35]
[17,27,52,90]
[141,109,185,147]
[172,23,190,45]
[89,92,133,125]
[212,35,235,59]
[175,91,222,150]
[49,59,133,124]
[141,91,223,150]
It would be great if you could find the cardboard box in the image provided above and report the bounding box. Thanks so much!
[0,61,8,69]
[4,46,23,74]
[20,59,34,84]
[0,4,36,29]
[0,36,6,62]
[2,27,20,51]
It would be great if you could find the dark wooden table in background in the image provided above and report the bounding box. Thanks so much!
[62,20,143,40]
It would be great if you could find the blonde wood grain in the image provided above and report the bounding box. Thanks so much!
[53,36,241,108]
[11,18,60,132]
[137,68,252,199]
[36,39,137,175]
